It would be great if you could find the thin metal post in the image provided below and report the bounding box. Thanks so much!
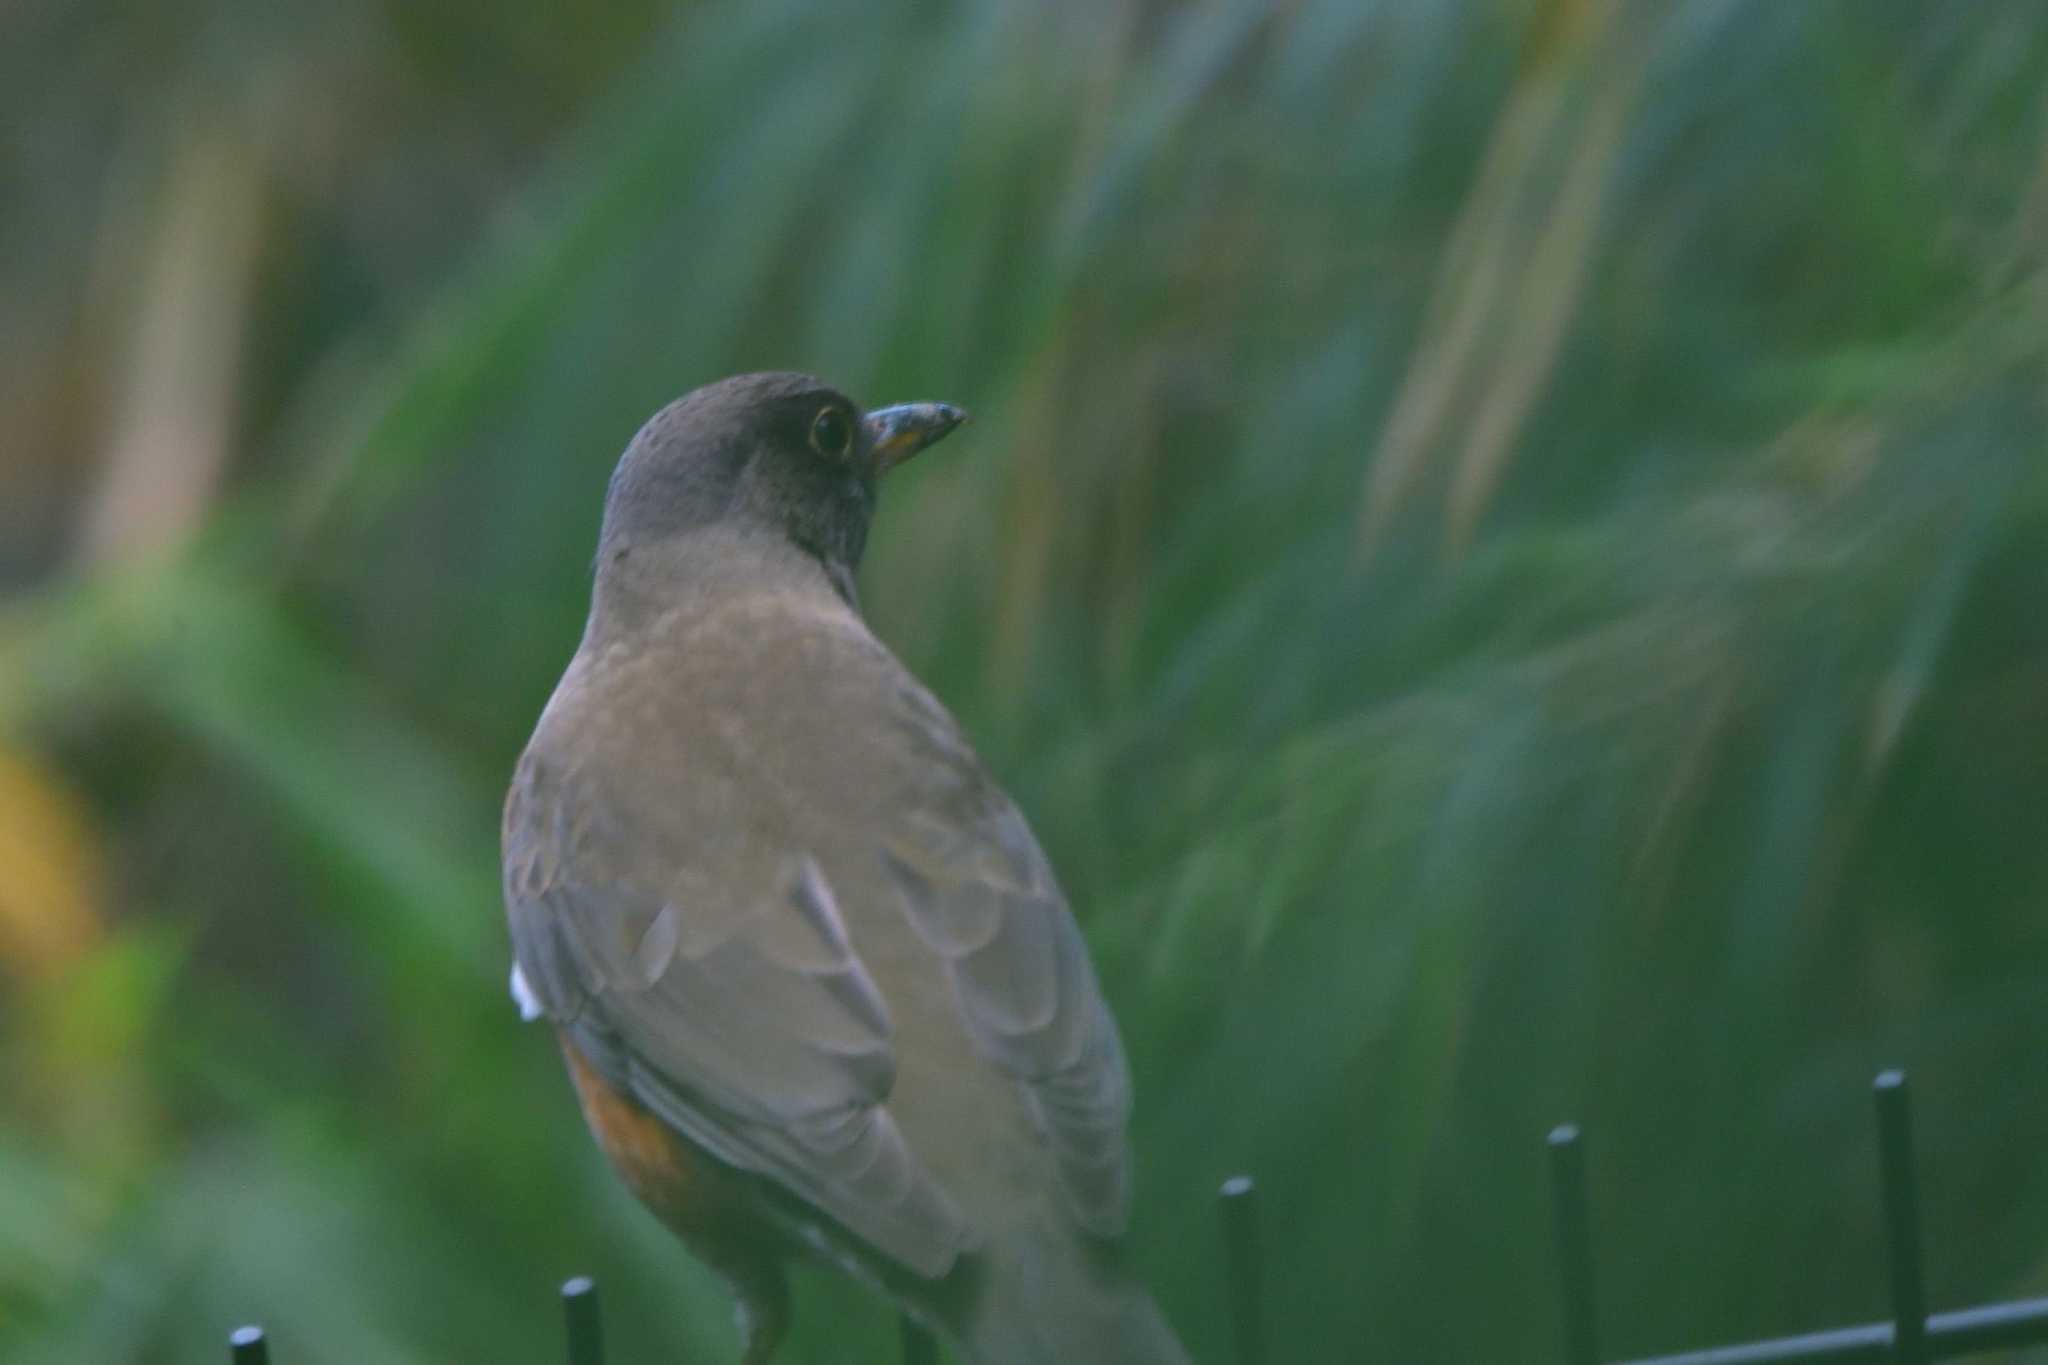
[1219,1174,1265,1365]
[1873,1072,1927,1364]
[1549,1125,1601,1365]
[563,1276,605,1365]
[901,1312,938,1365]
[228,1326,269,1364]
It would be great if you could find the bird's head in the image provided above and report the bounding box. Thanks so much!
[596,372,967,584]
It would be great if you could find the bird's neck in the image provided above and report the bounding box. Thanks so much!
[584,525,859,647]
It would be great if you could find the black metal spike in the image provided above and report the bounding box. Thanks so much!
[228,1325,269,1364]
[1549,1125,1600,1365]
[901,1312,938,1365]
[563,1276,605,1365]
[1874,1072,1927,1364]
[1219,1174,1266,1365]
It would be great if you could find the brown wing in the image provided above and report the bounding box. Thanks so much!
[504,595,1132,1275]
[504,745,977,1278]
[874,676,1134,1238]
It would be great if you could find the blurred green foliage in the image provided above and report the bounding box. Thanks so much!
[3,0,2047,1360]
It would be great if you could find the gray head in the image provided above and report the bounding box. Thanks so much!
[597,371,967,584]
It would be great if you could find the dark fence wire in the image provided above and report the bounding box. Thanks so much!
[224,1070,2048,1363]
[1547,1071,2048,1365]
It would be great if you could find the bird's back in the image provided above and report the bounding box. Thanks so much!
[552,566,1069,1231]
[505,535,1182,1363]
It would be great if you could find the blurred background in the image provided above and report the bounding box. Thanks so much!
[4,0,2046,1360]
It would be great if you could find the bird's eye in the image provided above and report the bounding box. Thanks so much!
[809,407,853,460]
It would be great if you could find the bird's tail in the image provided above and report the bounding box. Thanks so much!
[940,1220,1191,1365]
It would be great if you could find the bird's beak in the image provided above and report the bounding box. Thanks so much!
[866,402,969,475]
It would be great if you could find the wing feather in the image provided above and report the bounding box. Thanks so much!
[504,594,1134,1266]
[875,673,1134,1238]
[505,761,975,1278]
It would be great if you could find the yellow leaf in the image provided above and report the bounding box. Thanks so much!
[0,744,104,978]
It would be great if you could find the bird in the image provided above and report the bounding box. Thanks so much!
[501,372,1190,1364]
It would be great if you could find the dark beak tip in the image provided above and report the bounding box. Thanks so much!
[867,400,972,472]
